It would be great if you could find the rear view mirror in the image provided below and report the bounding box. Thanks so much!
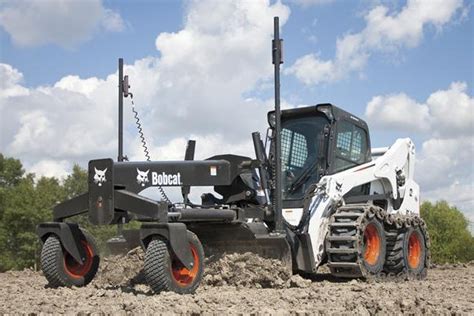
[267,111,276,128]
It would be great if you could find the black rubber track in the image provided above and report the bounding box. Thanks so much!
[384,227,406,274]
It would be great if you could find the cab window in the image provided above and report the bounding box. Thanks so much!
[334,121,368,172]
[281,128,308,170]
[280,116,328,200]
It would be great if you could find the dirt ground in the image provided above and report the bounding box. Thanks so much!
[0,249,473,315]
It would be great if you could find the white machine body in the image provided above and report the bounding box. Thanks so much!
[282,138,419,268]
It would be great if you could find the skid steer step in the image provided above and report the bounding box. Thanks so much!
[329,222,358,227]
[327,248,358,254]
[327,262,360,268]
[326,236,358,241]
[333,212,363,218]
[337,206,366,212]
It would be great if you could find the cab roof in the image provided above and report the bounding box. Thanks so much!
[276,103,369,131]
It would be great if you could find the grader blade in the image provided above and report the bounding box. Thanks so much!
[107,229,141,255]
[188,222,292,272]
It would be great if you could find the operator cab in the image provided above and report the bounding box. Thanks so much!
[269,103,371,208]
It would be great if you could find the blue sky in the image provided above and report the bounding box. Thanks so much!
[0,0,473,226]
[3,1,472,112]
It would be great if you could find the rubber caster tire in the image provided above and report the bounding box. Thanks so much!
[40,229,100,287]
[144,230,204,294]
[361,218,386,274]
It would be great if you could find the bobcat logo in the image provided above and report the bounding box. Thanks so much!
[136,168,150,187]
[93,167,107,186]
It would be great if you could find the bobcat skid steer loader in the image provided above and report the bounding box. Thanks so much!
[36,17,429,294]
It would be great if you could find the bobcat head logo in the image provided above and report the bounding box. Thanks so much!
[136,168,150,187]
[93,167,107,186]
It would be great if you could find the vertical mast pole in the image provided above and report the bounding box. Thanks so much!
[273,17,283,232]
[118,58,124,162]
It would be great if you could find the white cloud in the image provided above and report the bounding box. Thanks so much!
[365,82,473,135]
[426,82,474,138]
[0,0,125,48]
[3,84,117,160]
[0,0,290,196]
[29,159,71,179]
[290,0,335,7]
[102,8,125,32]
[54,75,105,97]
[365,82,474,215]
[417,136,473,192]
[0,63,29,99]
[286,0,465,85]
[365,93,430,132]
[421,178,474,232]
[285,54,335,85]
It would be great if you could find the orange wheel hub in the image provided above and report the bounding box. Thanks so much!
[63,240,94,279]
[408,232,422,269]
[171,245,199,287]
[363,223,381,266]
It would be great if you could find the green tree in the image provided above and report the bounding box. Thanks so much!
[0,154,30,270]
[0,154,24,188]
[421,201,474,263]
[0,171,65,270]
[0,156,125,271]
[0,154,24,219]
[63,164,88,198]
[0,155,72,270]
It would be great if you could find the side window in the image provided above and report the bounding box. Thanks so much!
[334,121,368,172]
[281,128,308,171]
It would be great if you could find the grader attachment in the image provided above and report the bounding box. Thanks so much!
[189,222,292,272]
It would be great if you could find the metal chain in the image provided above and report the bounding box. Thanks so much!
[129,95,172,205]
